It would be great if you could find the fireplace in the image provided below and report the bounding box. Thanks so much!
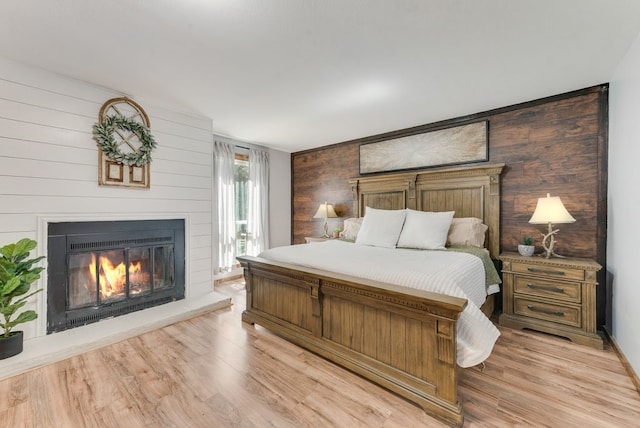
[47,219,185,333]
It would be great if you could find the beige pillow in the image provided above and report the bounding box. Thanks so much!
[340,217,363,241]
[447,217,488,248]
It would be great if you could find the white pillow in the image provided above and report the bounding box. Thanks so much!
[355,207,407,248]
[397,209,455,250]
[447,217,488,248]
[340,217,363,241]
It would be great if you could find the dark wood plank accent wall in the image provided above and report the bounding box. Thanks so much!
[291,84,608,326]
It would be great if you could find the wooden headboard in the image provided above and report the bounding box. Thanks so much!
[348,163,505,258]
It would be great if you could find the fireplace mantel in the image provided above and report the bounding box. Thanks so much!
[0,291,230,381]
[36,213,191,338]
[0,213,232,380]
[47,219,186,333]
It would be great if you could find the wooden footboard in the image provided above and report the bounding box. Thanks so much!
[238,255,468,426]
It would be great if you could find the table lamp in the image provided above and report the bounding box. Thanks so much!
[529,193,575,258]
[313,201,338,238]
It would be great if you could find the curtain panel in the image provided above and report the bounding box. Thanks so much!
[247,148,270,256]
[213,141,236,273]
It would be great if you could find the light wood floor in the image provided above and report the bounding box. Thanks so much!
[1,279,639,427]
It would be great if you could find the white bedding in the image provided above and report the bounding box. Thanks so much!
[258,240,500,368]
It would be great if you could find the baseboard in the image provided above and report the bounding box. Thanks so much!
[214,273,244,286]
[603,328,640,394]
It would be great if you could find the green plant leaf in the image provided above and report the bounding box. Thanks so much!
[16,259,45,273]
[0,238,44,336]
[0,300,26,317]
[14,238,37,256]
[20,271,43,284]
[0,277,21,297]
[0,243,16,259]
[12,289,43,307]
[7,281,30,297]
[6,310,38,328]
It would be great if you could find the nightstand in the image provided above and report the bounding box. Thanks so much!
[304,236,330,243]
[499,252,603,349]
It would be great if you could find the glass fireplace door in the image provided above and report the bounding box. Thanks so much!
[67,245,174,310]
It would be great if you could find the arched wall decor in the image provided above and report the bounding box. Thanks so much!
[94,97,154,188]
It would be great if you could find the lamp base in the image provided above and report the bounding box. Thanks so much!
[540,223,566,258]
[321,221,330,238]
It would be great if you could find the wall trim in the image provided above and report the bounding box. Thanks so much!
[604,328,640,395]
[596,85,610,329]
[293,84,608,156]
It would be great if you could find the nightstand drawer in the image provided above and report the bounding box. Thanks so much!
[514,276,581,303]
[514,297,580,328]
[510,262,584,281]
[500,252,602,348]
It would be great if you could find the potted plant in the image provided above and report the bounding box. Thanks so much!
[332,227,342,239]
[518,236,535,257]
[0,238,45,359]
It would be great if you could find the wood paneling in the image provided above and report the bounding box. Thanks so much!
[292,84,608,325]
[292,144,360,241]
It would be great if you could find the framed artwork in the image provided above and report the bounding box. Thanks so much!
[96,97,152,188]
[359,120,488,174]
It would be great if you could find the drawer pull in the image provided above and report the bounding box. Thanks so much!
[527,283,565,294]
[527,304,564,317]
[527,267,565,276]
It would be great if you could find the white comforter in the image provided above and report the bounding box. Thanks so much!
[258,240,500,368]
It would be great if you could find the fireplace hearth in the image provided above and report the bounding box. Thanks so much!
[47,219,185,333]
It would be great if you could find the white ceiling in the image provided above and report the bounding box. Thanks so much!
[2,1,640,153]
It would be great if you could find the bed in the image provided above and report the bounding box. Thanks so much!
[238,162,504,426]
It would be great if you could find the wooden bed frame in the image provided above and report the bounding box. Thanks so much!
[238,163,504,426]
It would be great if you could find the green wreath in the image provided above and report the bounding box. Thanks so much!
[92,115,157,166]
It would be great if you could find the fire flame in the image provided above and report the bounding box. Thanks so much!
[89,254,143,299]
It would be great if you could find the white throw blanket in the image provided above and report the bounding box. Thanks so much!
[259,240,500,367]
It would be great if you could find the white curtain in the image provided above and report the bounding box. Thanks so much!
[213,141,236,273]
[246,148,270,256]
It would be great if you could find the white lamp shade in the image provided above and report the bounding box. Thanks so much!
[313,202,338,219]
[529,193,576,224]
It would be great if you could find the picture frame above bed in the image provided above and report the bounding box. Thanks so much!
[359,120,488,174]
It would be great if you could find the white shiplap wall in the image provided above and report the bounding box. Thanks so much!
[0,57,215,340]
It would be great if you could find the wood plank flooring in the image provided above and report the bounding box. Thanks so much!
[1,279,638,427]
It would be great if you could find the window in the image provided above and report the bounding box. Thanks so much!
[234,153,249,258]
[213,141,269,274]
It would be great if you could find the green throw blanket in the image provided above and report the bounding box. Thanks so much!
[446,245,502,287]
